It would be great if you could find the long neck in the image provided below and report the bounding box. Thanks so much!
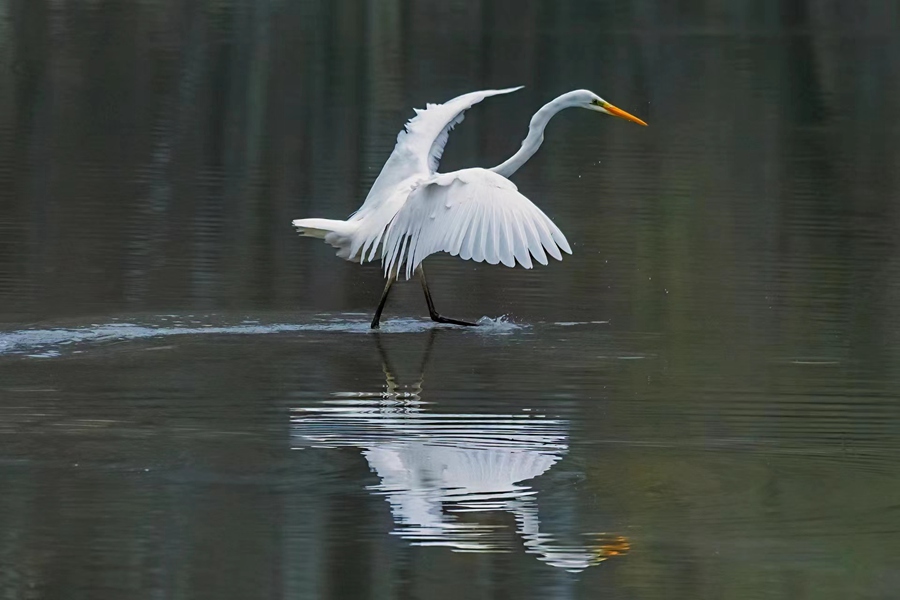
[490,97,570,178]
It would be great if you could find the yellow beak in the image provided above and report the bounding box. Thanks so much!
[602,101,648,126]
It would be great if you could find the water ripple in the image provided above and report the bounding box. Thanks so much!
[0,315,524,358]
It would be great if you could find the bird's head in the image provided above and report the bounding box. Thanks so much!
[564,89,648,126]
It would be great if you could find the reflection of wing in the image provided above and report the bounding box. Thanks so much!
[364,442,558,551]
[290,397,627,572]
[366,443,558,497]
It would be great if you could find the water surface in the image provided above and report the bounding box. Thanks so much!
[1,1,899,599]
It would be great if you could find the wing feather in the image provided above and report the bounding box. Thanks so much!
[381,168,572,279]
[475,200,489,261]
[534,216,562,261]
[351,87,523,221]
[487,202,501,265]
[511,215,534,269]
[500,206,516,267]
[522,217,548,266]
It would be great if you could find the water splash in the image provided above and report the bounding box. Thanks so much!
[474,314,524,333]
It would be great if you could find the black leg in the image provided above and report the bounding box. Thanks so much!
[371,276,396,329]
[417,265,478,327]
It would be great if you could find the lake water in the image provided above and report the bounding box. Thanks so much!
[1,1,899,598]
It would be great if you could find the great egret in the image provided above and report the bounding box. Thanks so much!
[293,87,647,328]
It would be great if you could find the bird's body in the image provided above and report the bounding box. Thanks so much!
[293,87,646,328]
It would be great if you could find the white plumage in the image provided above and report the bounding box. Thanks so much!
[383,169,572,279]
[292,87,646,327]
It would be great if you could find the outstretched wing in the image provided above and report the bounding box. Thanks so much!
[352,87,523,220]
[381,169,572,279]
[399,86,523,175]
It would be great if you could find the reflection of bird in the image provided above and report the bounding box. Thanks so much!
[293,88,647,328]
[290,334,629,572]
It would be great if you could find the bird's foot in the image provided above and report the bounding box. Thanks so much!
[430,313,478,327]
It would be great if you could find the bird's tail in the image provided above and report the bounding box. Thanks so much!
[292,218,353,239]
[292,217,359,260]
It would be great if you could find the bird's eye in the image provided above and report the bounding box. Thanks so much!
[590,99,602,106]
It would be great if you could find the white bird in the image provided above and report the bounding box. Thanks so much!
[293,87,647,328]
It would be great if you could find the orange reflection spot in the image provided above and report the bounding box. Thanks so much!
[591,534,631,563]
